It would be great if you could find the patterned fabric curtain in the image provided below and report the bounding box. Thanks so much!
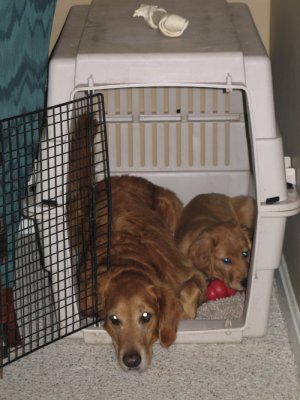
[0,0,57,290]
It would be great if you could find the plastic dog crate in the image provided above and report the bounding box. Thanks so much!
[41,0,300,344]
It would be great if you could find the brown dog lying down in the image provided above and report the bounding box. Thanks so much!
[68,117,206,372]
[176,193,256,292]
[94,176,207,371]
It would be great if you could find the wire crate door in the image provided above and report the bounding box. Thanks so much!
[0,94,110,369]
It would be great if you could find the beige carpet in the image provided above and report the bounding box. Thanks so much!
[1,278,299,400]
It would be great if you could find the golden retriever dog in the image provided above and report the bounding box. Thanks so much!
[67,116,207,372]
[176,193,256,292]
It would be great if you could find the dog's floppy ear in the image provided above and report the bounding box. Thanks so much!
[231,195,257,231]
[189,235,214,277]
[158,285,183,347]
[241,224,255,242]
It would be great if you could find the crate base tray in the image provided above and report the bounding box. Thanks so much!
[83,319,244,345]
[83,291,247,344]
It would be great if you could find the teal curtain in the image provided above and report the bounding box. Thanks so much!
[0,0,57,287]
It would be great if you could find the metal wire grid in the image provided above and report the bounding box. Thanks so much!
[0,94,110,368]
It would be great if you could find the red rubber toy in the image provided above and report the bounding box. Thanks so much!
[207,279,236,301]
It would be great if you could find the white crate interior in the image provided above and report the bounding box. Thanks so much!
[33,0,300,343]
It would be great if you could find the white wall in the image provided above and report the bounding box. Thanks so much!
[271,0,300,308]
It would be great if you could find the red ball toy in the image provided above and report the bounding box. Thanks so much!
[207,279,236,301]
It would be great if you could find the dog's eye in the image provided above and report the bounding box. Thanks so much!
[242,251,249,258]
[223,258,232,264]
[109,315,121,326]
[140,312,152,324]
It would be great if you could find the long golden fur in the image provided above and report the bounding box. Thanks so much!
[176,193,256,292]
[67,116,207,372]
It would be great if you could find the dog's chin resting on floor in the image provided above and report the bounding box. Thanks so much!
[176,193,256,292]
[67,117,207,372]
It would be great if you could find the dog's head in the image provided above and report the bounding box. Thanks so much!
[188,222,252,291]
[98,268,183,372]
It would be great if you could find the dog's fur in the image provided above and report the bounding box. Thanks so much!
[67,116,207,372]
[176,193,256,292]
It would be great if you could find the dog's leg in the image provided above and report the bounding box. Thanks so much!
[179,270,207,319]
[179,281,202,319]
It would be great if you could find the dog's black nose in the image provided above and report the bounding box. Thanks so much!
[240,278,248,289]
[123,351,141,369]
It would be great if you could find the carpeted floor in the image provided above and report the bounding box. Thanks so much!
[1,279,299,400]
